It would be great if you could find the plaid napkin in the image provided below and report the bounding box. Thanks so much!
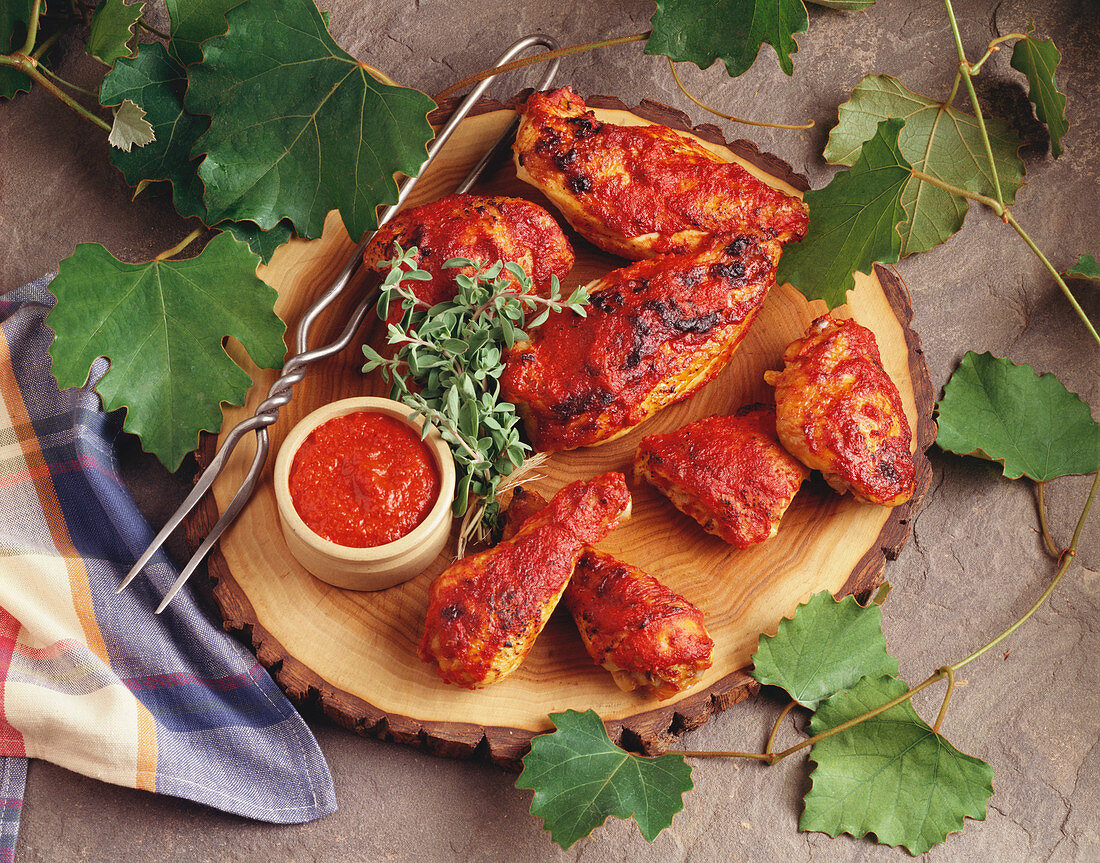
[0,275,336,858]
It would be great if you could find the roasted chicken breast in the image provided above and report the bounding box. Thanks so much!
[501,235,778,452]
[566,551,714,700]
[635,405,809,548]
[363,193,574,321]
[764,317,916,506]
[418,472,630,688]
[514,87,809,260]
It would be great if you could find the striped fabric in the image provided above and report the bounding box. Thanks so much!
[0,276,336,856]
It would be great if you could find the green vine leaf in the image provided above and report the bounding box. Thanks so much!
[824,74,1025,256]
[165,0,242,67]
[646,0,809,77]
[1011,29,1068,158]
[0,0,35,99]
[87,0,145,67]
[776,117,910,308]
[186,0,435,240]
[752,590,899,709]
[936,351,1100,481]
[516,709,692,850]
[46,232,286,471]
[1067,253,1099,281]
[802,675,994,856]
[100,42,292,263]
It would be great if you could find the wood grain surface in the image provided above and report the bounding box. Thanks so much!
[188,96,935,770]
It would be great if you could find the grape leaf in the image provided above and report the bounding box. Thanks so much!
[87,0,145,67]
[1011,30,1068,158]
[108,98,155,151]
[802,675,994,855]
[646,0,809,78]
[1067,253,1099,281]
[936,351,1100,481]
[776,118,910,308]
[100,42,292,263]
[165,0,242,66]
[824,74,1025,256]
[46,232,286,471]
[752,590,899,709]
[186,0,435,240]
[0,0,35,99]
[806,0,875,9]
[516,710,692,849]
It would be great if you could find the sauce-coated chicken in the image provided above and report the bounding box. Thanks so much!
[363,193,574,320]
[501,235,778,452]
[514,87,809,260]
[566,551,714,700]
[418,472,630,688]
[635,405,809,548]
[764,317,916,506]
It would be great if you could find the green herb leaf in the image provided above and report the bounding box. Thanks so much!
[824,74,1025,255]
[1011,30,1068,158]
[646,0,809,77]
[186,0,435,239]
[165,0,242,67]
[108,98,155,151]
[1067,253,1100,281]
[0,0,35,99]
[87,0,144,67]
[46,232,286,471]
[776,117,910,307]
[936,351,1100,481]
[802,675,994,856]
[517,710,692,849]
[805,0,875,9]
[752,590,898,709]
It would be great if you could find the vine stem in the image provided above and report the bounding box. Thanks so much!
[1036,482,1060,558]
[969,33,1029,75]
[20,0,42,56]
[30,28,61,61]
[154,228,204,261]
[943,0,1004,207]
[765,701,798,755]
[433,33,650,101]
[932,666,955,733]
[0,54,111,132]
[667,59,814,130]
[38,63,97,98]
[137,19,170,40]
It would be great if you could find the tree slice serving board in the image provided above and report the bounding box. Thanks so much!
[188,94,935,770]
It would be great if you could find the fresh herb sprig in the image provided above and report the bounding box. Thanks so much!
[362,245,588,552]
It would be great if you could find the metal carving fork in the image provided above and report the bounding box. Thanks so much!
[118,34,561,613]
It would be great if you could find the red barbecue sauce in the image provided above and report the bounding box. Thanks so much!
[289,412,440,548]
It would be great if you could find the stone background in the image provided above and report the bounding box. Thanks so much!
[1,1,1097,861]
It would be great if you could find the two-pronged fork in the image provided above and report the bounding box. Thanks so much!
[118,34,561,613]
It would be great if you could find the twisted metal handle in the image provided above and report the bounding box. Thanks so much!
[119,34,562,612]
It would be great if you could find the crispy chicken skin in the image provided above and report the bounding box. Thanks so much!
[513,87,809,260]
[763,317,916,506]
[363,193,574,320]
[418,472,630,688]
[500,235,778,452]
[566,551,714,700]
[502,489,713,700]
[635,405,810,548]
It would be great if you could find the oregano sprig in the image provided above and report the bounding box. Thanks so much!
[363,246,588,552]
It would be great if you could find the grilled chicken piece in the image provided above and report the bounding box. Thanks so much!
[635,405,809,548]
[418,472,630,688]
[566,551,714,700]
[764,317,915,506]
[502,489,713,700]
[501,235,778,452]
[514,87,809,260]
[363,193,574,321]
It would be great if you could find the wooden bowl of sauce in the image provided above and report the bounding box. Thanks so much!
[274,397,456,590]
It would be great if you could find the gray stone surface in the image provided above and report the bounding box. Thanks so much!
[2,1,1098,861]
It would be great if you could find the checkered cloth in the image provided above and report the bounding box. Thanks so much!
[0,275,336,859]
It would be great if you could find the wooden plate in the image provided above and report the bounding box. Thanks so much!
[189,95,935,770]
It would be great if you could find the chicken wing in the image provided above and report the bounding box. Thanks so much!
[513,87,809,260]
[363,193,574,321]
[565,551,714,700]
[418,472,630,688]
[764,316,916,506]
[501,235,778,452]
[635,405,809,548]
